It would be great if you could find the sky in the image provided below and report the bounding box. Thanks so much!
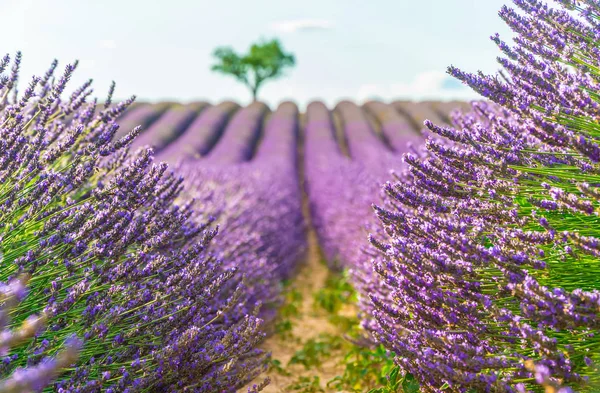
[0,0,513,108]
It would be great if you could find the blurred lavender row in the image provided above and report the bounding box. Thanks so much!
[117,100,462,167]
[178,102,307,324]
[159,101,239,163]
[117,101,465,283]
[131,102,208,152]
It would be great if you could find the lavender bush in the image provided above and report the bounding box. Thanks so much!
[179,102,306,322]
[370,1,600,391]
[0,53,269,392]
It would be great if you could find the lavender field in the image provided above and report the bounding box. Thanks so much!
[115,99,460,162]
[1,0,600,392]
[112,99,466,392]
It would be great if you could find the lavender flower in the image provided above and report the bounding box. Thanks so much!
[370,1,600,391]
[0,53,269,392]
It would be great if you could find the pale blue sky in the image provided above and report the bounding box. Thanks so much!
[1,0,512,107]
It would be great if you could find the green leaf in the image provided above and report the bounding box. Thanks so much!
[210,38,295,100]
[401,373,420,393]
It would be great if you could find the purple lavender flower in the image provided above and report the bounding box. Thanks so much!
[0,53,271,392]
[369,1,600,391]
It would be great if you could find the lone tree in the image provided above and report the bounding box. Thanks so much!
[211,39,295,101]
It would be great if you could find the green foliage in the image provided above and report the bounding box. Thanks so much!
[286,376,325,393]
[289,333,344,369]
[313,270,410,392]
[281,286,303,318]
[313,269,357,314]
[274,319,295,338]
[211,38,295,100]
[328,344,400,392]
[275,283,303,339]
[270,268,411,392]
[269,359,291,376]
[367,368,419,393]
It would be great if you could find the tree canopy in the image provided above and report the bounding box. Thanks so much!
[211,39,295,101]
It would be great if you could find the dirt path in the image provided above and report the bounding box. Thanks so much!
[242,113,368,393]
[257,228,350,393]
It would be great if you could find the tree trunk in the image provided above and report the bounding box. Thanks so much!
[251,83,260,102]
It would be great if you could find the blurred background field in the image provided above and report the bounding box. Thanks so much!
[115,100,467,162]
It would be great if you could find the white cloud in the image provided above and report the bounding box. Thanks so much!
[270,19,334,33]
[356,70,478,102]
[99,39,117,49]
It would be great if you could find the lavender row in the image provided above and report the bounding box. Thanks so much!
[303,101,410,338]
[393,100,448,125]
[303,99,430,267]
[131,102,208,152]
[180,101,307,320]
[158,101,239,163]
[114,101,172,139]
[119,100,445,167]
[204,101,269,165]
[334,101,393,163]
[254,101,298,164]
[363,101,424,155]
[303,100,431,267]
